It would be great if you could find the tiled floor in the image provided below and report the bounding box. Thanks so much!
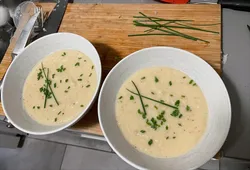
[0,121,136,170]
[61,146,135,170]
[0,138,66,170]
[0,121,222,170]
[4,121,250,170]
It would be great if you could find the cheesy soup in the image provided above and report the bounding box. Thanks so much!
[23,49,97,126]
[116,67,208,158]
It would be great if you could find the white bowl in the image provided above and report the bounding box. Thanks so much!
[1,33,102,135]
[98,47,231,170]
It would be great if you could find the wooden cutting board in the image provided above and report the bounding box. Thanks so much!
[0,3,221,136]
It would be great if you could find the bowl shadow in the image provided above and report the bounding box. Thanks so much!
[70,43,121,134]
[221,72,244,154]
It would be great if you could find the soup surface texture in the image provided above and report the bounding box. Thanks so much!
[116,67,208,158]
[23,49,97,126]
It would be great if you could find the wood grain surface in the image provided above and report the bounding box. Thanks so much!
[0,3,221,136]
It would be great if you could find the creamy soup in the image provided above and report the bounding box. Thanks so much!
[23,49,97,126]
[116,67,208,158]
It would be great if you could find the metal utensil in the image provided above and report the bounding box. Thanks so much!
[33,0,68,40]
[12,8,40,60]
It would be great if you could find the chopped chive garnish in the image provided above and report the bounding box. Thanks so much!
[160,100,164,103]
[186,105,191,111]
[181,95,185,98]
[41,63,59,106]
[49,105,53,107]
[148,139,153,145]
[183,76,186,79]
[154,76,159,83]
[37,69,44,80]
[137,109,142,114]
[41,68,50,108]
[68,86,70,89]
[89,73,92,77]
[64,90,68,93]
[33,106,35,109]
[178,123,182,126]
[171,109,180,117]
[61,52,66,56]
[75,62,80,66]
[60,80,62,83]
[193,83,197,86]
[169,81,172,86]
[166,125,169,130]
[78,57,82,60]
[65,79,68,83]
[78,79,82,81]
[119,96,123,99]
[58,111,61,115]
[166,136,169,140]
[131,81,147,118]
[130,95,134,100]
[173,136,176,139]
[52,74,55,79]
[54,83,57,88]
[91,65,94,69]
[141,76,146,80]
[175,100,180,107]
[127,89,178,109]
[157,110,165,121]
[86,85,90,88]
[170,94,173,97]
[179,114,183,118]
[80,74,83,77]
[56,65,66,72]
[154,105,158,110]
[151,92,155,95]
[54,118,57,122]
[146,119,152,126]
[189,80,193,84]
[80,105,84,107]
[144,104,149,107]
[140,130,146,133]
[37,106,40,109]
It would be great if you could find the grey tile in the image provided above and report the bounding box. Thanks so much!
[0,138,66,170]
[29,130,112,152]
[0,134,20,148]
[198,159,219,170]
[0,121,26,135]
[219,158,250,170]
[61,145,137,170]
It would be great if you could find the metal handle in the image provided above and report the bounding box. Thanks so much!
[12,11,40,60]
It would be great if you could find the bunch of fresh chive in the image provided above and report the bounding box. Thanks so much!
[128,12,220,43]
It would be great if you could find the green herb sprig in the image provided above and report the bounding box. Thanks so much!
[131,81,147,118]
[41,63,59,106]
[126,89,177,109]
[128,12,220,43]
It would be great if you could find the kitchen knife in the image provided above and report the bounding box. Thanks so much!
[219,0,250,11]
[12,11,40,60]
[33,0,68,40]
